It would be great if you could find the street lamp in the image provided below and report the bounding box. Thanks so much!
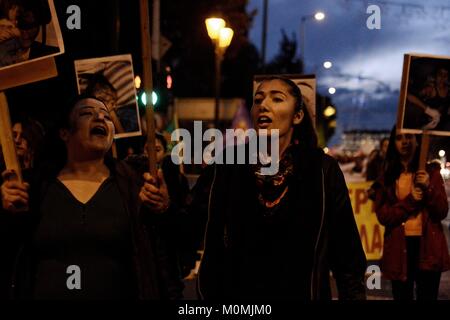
[314,12,325,21]
[323,105,336,117]
[205,17,234,129]
[328,87,336,95]
[323,61,332,69]
[300,11,325,72]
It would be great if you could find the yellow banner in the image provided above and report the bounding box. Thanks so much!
[348,181,384,261]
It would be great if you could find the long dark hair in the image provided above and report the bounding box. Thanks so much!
[255,76,318,150]
[10,115,45,167]
[383,125,421,187]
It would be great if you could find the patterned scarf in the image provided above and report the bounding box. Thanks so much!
[252,145,294,217]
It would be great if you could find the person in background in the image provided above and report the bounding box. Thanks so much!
[0,116,44,299]
[374,126,449,300]
[366,137,389,181]
[0,116,45,173]
[126,133,193,279]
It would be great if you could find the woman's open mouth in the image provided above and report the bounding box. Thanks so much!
[257,115,272,129]
[90,125,108,137]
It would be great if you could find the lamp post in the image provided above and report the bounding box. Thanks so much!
[300,11,325,72]
[205,18,234,129]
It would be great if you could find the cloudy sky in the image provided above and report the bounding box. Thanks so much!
[247,0,450,144]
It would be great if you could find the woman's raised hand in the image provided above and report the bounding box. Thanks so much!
[1,170,29,212]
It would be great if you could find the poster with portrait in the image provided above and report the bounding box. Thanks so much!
[397,53,450,137]
[74,54,142,139]
[0,0,64,89]
[254,74,317,128]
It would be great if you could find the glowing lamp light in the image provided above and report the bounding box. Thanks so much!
[314,12,325,21]
[440,168,450,179]
[219,27,234,48]
[134,76,141,89]
[323,105,336,117]
[205,18,225,40]
[323,61,332,69]
[166,75,173,89]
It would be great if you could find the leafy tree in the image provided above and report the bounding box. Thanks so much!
[265,29,303,74]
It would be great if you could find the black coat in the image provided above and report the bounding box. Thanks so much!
[2,159,182,300]
[194,145,367,300]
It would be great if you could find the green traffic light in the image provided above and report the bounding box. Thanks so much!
[139,91,158,105]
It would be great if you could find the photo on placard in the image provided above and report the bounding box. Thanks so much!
[74,54,142,139]
[0,0,64,70]
[397,53,450,137]
[253,74,317,128]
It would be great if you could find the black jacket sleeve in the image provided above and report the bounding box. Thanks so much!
[187,164,216,252]
[116,160,184,300]
[326,157,367,300]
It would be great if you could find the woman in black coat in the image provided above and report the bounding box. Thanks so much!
[194,76,367,300]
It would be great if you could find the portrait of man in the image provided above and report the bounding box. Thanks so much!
[0,0,63,69]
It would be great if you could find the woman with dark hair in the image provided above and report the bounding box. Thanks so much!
[374,126,449,300]
[0,116,45,173]
[11,116,45,169]
[191,76,366,300]
[0,116,44,299]
[0,95,182,299]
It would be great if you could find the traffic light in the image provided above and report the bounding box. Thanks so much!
[137,90,158,107]
[135,64,173,114]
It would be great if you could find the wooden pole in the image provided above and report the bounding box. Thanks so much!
[418,131,430,171]
[152,0,161,74]
[111,141,118,159]
[0,92,22,183]
[139,0,158,178]
[214,47,222,129]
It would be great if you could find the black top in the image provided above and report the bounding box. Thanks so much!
[237,183,311,299]
[31,177,136,299]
